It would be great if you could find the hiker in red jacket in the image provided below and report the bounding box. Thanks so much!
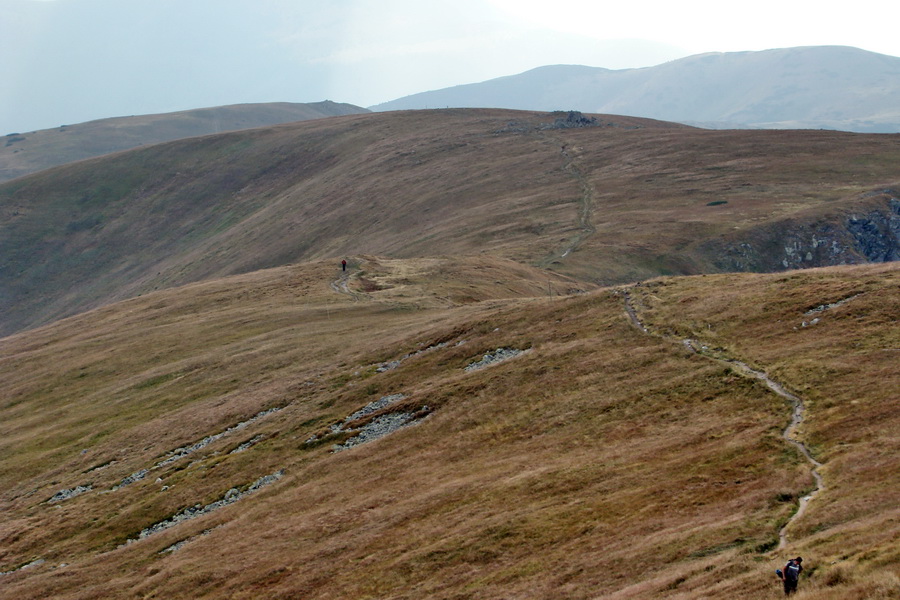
[341,259,347,272]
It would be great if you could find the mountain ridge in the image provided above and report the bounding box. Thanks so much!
[2,108,898,337]
[0,101,369,183]
[371,46,900,133]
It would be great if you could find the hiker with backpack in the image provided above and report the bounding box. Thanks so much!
[776,557,803,595]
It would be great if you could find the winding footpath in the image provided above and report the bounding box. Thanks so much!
[330,268,368,302]
[724,360,825,549]
[622,290,824,550]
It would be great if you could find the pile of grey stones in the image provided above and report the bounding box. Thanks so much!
[464,348,523,372]
[334,412,421,452]
[327,394,428,452]
[47,485,92,503]
[331,394,406,430]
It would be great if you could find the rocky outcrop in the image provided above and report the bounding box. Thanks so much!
[47,485,92,503]
[331,394,407,429]
[464,347,525,372]
[374,341,461,373]
[846,198,900,261]
[333,412,423,452]
[128,470,284,543]
[542,111,600,129]
[705,193,899,272]
[305,393,430,452]
[114,406,282,490]
[155,407,283,469]
[0,559,45,577]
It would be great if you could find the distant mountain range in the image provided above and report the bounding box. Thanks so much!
[0,101,368,182]
[372,46,900,133]
[4,45,896,184]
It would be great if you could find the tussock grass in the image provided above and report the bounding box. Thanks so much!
[0,259,896,599]
[630,262,900,596]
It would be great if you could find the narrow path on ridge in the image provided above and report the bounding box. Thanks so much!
[329,266,367,302]
[622,290,825,551]
[537,134,597,265]
[564,150,597,257]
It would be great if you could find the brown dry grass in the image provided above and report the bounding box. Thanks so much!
[630,262,900,596]
[1,258,895,598]
[0,102,366,182]
[4,108,899,336]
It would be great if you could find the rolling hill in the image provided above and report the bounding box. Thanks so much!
[1,108,898,337]
[0,257,896,599]
[371,46,900,133]
[0,101,369,183]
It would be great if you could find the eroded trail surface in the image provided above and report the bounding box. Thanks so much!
[723,360,824,549]
[535,133,597,264]
[622,290,824,550]
[330,269,365,301]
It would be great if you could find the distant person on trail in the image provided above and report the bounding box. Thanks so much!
[341,259,347,272]
[779,557,803,595]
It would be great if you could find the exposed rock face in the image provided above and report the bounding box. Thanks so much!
[706,194,899,272]
[846,199,900,261]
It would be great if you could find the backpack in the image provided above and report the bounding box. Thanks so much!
[785,563,801,582]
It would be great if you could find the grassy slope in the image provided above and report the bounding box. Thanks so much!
[630,263,900,597]
[557,127,900,281]
[0,258,896,599]
[0,101,368,183]
[2,108,899,337]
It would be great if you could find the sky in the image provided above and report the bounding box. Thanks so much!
[3,0,899,134]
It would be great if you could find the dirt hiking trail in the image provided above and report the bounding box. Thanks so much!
[622,290,824,551]
[330,265,367,302]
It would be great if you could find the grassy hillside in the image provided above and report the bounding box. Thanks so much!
[0,258,896,599]
[2,108,898,337]
[0,101,368,183]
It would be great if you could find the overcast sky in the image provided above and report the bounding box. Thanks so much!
[3,0,899,134]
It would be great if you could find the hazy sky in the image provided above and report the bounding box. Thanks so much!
[3,0,899,134]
